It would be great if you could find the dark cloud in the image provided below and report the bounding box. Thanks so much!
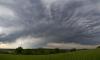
[0,0,100,48]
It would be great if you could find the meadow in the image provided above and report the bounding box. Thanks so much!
[0,48,100,60]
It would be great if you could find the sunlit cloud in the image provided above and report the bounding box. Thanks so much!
[0,36,43,48]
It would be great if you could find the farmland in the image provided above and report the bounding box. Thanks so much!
[0,48,100,60]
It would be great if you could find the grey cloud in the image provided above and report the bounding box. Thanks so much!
[0,0,100,48]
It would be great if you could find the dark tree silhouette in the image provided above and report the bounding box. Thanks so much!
[97,46,100,48]
[70,48,76,52]
[15,47,23,55]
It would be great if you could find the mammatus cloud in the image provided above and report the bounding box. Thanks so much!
[0,0,100,48]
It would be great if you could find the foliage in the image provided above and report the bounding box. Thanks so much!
[15,47,24,55]
[70,48,76,52]
[14,48,67,55]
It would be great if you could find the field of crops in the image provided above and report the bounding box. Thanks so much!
[0,48,100,60]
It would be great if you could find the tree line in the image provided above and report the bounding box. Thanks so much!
[0,46,100,55]
[15,47,68,55]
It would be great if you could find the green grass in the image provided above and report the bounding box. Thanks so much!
[0,48,100,60]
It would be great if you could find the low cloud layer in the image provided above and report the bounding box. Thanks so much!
[0,0,100,48]
[45,43,98,49]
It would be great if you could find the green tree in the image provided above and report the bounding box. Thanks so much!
[15,47,23,55]
[70,48,76,52]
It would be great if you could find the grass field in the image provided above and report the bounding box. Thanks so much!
[0,48,100,60]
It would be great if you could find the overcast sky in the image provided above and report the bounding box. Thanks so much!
[0,0,100,49]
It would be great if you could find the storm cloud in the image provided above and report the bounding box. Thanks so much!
[0,0,100,48]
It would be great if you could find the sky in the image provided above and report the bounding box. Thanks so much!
[0,0,100,49]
